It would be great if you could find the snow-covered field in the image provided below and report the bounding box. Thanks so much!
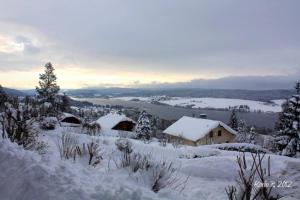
[0,126,299,200]
[112,97,285,113]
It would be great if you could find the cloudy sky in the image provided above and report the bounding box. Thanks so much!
[0,0,299,89]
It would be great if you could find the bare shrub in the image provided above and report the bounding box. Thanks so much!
[159,136,167,147]
[71,145,83,161]
[115,138,133,168]
[87,140,103,166]
[113,138,189,193]
[82,122,101,136]
[225,153,280,200]
[172,135,184,148]
[56,132,78,160]
[130,153,152,173]
[150,161,189,193]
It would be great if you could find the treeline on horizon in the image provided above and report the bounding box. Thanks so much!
[1,84,293,102]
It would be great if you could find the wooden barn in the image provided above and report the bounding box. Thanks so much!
[163,116,236,146]
[95,113,136,132]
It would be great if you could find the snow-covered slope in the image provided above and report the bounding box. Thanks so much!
[0,126,299,200]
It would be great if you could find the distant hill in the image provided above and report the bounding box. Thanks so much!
[1,86,293,101]
[3,87,27,97]
[20,89,36,96]
[66,87,293,102]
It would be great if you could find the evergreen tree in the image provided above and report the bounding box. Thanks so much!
[60,93,71,113]
[36,62,60,104]
[247,126,257,144]
[275,81,300,157]
[275,100,289,131]
[235,119,248,143]
[0,85,8,111]
[135,110,152,140]
[228,109,238,131]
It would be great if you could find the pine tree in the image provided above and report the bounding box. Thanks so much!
[135,110,152,140]
[235,119,248,143]
[36,62,60,104]
[60,93,71,113]
[275,81,300,157]
[228,109,238,131]
[0,85,8,111]
[275,100,289,131]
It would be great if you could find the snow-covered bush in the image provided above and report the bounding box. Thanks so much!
[56,132,78,160]
[115,138,133,168]
[209,143,268,153]
[159,136,167,147]
[128,156,189,193]
[171,134,184,148]
[0,104,47,153]
[247,126,258,144]
[225,153,280,200]
[115,138,133,153]
[149,161,189,193]
[82,122,101,136]
[179,148,220,159]
[130,153,152,173]
[87,140,103,166]
[263,135,277,152]
[39,117,57,130]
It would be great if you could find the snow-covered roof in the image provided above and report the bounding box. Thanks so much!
[60,113,81,124]
[163,116,237,142]
[95,113,135,130]
[62,112,77,118]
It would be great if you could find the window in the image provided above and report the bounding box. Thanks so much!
[218,130,222,136]
[209,131,213,138]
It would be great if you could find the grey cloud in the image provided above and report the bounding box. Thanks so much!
[137,75,300,90]
[0,0,300,81]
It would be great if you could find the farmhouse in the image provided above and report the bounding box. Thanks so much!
[96,113,136,131]
[60,113,82,127]
[163,116,236,146]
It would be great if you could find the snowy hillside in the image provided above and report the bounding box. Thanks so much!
[113,97,284,113]
[0,126,299,200]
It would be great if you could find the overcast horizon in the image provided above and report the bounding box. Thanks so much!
[0,1,299,89]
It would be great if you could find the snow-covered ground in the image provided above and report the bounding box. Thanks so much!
[112,97,285,113]
[0,126,299,200]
